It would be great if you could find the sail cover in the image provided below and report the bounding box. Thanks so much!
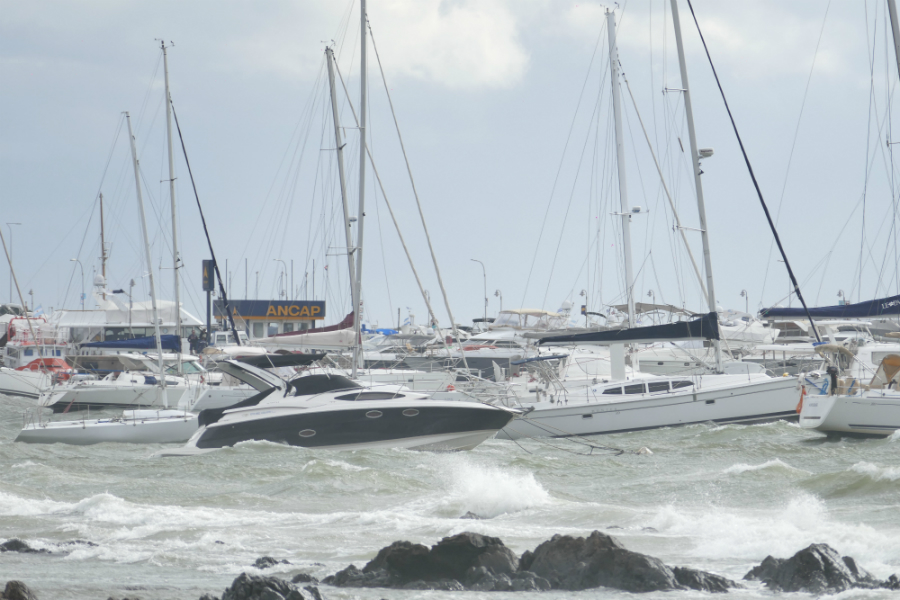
[538,312,720,345]
[760,295,900,319]
[80,334,181,352]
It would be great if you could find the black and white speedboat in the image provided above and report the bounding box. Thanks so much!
[159,360,518,455]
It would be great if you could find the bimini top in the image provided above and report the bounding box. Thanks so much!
[491,309,565,331]
[287,374,361,396]
[539,312,720,345]
[760,294,900,319]
[608,302,698,317]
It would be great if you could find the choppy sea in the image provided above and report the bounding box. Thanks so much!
[1,391,898,599]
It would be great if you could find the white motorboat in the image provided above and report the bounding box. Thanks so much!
[160,359,519,455]
[799,355,900,438]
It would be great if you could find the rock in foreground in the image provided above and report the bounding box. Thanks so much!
[744,543,899,593]
[325,530,736,593]
[1,581,39,600]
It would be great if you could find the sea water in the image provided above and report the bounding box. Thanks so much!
[1,391,898,599]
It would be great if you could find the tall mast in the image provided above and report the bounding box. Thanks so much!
[126,112,168,407]
[889,0,900,83]
[670,0,722,372]
[99,192,107,301]
[325,46,358,323]
[351,0,368,378]
[162,41,182,373]
[607,9,636,328]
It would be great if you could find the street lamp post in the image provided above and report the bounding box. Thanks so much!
[70,259,84,309]
[740,289,748,314]
[494,289,502,313]
[274,259,287,298]
[470,259,487,322]
[6,223,20,303]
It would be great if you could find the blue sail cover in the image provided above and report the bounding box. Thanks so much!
[539,312,720,345]
[80,335,181,352]
[760,295,900,319]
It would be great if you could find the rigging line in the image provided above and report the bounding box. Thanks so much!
[331,57,457,361]
[541,78,608,310]
[366,22,465,351]
[36,115,125,304]
[859,0,879,306]
[759,0,832,301]
[685,0,821,343]
[520,22,608,308]
[169,101,242,346]
[622,71,706,298]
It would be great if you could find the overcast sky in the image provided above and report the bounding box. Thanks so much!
[2,0,900,329]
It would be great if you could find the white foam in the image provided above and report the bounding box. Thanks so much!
[722,458,808,475]
[434,455,552,518]
[645,494,900,576]
[849,461,900,482]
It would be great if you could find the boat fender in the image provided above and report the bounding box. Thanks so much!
[826,366,839,396]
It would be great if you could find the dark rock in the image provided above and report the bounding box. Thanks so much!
[743,544,888,593]
[254,556,291,570]
[511,571,552,592]
[428,532,518,581]
[2,581,38,600]
[525,531,681,592]
[290,574,317,584]
[198,595,219,600]
[215,541,225,545]
[301,586,322,600]
[362,540,433,582]
[461,511,485,520]
[323,564,393,588]
[0,540,47,554]
[58,540,98,548]
[673,566,737,593]
[641,527,658,533]
[220,572,304,600]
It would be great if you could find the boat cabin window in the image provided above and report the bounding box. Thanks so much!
[289,374,362,396]
[623,383,645,394]
[671,380,694,390]
[335,392,406,401]
[602,386,622,395]
[647,381,670,393]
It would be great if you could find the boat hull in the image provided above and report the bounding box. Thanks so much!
[499,376,799,439]
[16,410,198,445]
[800,392,900,438]
[0,368,49,399]
[188,403,515,452]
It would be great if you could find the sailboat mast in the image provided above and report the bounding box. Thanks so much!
[351,0,368,379]
[99,192,107,301]
[670,0,723,372]
[126,112,168,407]
[325,47,358,322]
[162,41,183,373]
[607,9,636,328]
[889,0,900,83]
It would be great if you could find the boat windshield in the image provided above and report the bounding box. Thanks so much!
[288,374,362,396]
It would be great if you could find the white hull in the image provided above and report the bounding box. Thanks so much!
[800,392,900,437]
[499,376,799,440]
[16,410,198,445]
[156,428,500,457]
[0,368,49,399]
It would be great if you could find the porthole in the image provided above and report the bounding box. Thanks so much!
[299,429,316,437]
[366,410,383,419]
[402,408,419,417]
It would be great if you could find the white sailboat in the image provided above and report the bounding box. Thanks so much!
[18,47,198,444]
[500,4,800,440]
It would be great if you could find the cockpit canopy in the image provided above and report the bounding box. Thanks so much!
[287,374,361,396]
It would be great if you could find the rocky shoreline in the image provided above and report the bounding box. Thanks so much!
[3,532,898,599]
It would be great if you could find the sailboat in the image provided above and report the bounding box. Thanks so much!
[500,3,800,440]
[18,46,199,444]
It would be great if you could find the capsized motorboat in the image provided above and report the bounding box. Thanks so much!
[158,359,519,455]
